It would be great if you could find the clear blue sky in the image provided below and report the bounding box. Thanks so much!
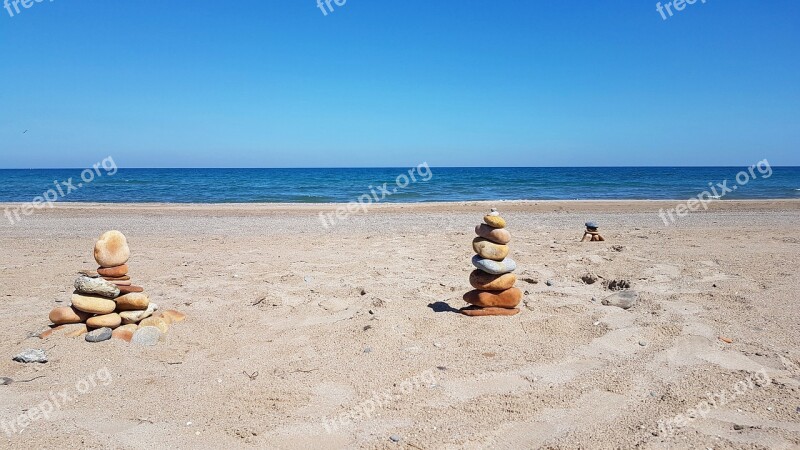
[1,0,798,168]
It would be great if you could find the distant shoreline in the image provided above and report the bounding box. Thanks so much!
[2,199,799,212]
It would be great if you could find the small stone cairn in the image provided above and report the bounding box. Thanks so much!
[581,221,605,242]
[43,230,185,345]
[462,209,522,316]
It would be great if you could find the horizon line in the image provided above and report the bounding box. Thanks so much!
[0,165,797,170]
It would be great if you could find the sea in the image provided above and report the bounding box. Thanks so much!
[0,167,798,203]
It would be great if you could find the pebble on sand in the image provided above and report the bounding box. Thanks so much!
[160,310,186,323]
[112,324,139,342]
[85,327,113,343]
[140,316,169,334]
[601,290,639,310]
[132,326,163,346]
[49,306,91,325]
[12,349,47,363]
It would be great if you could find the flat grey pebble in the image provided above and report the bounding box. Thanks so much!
[639,341,647,347]
[363,347,372,353]
[471,256,517,275]
[85,327,112,343]
[389,434,401,443]
[1,377,13,385]
[132,326,162,346]
[12,349,47,364]
[602,290,639,309]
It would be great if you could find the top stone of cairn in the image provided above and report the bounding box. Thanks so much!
[484,208,506,229]
[94,230,131,268]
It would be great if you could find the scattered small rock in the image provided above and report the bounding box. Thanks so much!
[389,434,401,443]
[611,245,624,252]
[132,326,162,346]
[521,277,538,284]
[581,273,599,285]
[604,279,631,291]
[545,280,554,286]
[12,349,47,364]
[591,297,597,302]
[85,327,113,343]
[436,366,448,371]
[363,347,372,353]
[733,424,744,430]
[719,336,733,344]
[601,290,639,309]
[1,377,13,385]
[639,341,647,347]
[360,288,367,296]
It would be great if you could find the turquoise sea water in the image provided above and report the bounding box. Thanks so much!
[0,167,798,203]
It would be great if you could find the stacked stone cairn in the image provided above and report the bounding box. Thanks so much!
[581,221,605,242]
[43,230,185,345]
[462,209,522,316]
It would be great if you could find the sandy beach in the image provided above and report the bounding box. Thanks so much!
[1,200,799,449]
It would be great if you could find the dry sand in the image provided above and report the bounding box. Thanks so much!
[1,200,799,449]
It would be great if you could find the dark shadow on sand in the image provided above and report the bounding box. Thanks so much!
[427,301,462,314]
